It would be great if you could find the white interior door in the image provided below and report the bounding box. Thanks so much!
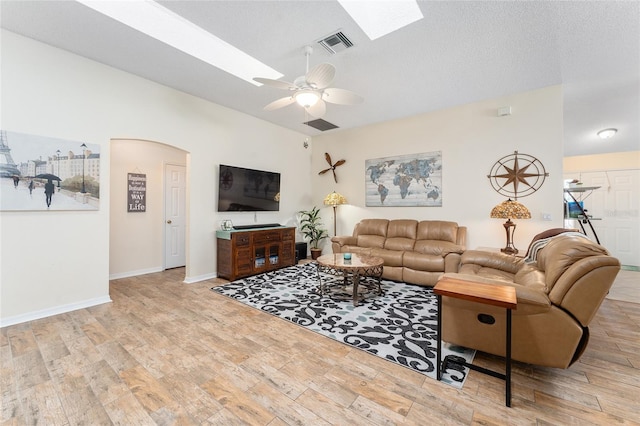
[564,169,639,267]
[165,164,186,269]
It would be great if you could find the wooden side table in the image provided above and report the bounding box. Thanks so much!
[434,276,517,407]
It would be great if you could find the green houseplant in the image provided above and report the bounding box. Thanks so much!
[299,206,329,259]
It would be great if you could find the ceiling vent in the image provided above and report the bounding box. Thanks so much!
[317,31,353,54]
[304,119,339,131]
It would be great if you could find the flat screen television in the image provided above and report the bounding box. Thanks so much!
[217,164,280,212]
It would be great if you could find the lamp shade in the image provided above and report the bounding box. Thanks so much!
[490,199,531,220]
[323,191,347,206]
[295,90,320,107]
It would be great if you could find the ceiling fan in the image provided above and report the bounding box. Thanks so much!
[254,46,363,118]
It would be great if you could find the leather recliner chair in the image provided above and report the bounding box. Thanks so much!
[439,232,620,368]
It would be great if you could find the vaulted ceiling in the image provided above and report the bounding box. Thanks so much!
[2,1,638,157]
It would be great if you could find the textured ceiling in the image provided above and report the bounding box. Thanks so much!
[1,1,638,156]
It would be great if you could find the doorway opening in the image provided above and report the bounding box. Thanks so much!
[109,139,189,280]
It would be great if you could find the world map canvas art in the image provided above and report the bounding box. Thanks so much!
[365,151,442,207]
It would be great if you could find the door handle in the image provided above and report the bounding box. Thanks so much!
[167,220,172,224]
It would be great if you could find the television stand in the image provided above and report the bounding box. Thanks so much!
[217,226,295,280]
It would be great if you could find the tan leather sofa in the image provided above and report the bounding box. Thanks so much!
[439,233,620,368]
[331,219,467,286]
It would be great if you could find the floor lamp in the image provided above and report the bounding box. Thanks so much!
[490,199,531,254]
[323,191,347,236]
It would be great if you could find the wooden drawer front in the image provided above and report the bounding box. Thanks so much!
[282,228,295,241]
[235,248,252,275]
[234,233,250,246]
[282,241,293,257]
[282,242,295,265]
[253,230,280,244]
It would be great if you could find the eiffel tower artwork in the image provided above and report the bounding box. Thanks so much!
[0,130,21,177]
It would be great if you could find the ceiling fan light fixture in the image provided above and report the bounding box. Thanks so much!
[597,128,617,139]
[295,91,320,107]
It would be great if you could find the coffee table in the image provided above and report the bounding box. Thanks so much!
[315,253,384,306]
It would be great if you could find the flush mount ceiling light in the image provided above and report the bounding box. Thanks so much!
[337,0,423,40]
[597,128,617,139]
[76,0,282,86]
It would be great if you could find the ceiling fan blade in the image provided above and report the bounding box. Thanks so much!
[318,168,331,175]
[264,96,295,111]
[306,99,326,118]
[334,159,346,167]
[332,169,338,183]
[322,88,364,105]
[325,152,332,165]
[306,63,335,89]
[253,77,296,91]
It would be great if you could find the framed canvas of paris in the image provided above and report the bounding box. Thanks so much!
[0,130,100,211]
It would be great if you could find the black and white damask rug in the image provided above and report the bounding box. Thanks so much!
[211,263,475,388]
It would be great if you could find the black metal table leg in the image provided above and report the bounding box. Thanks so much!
[506,308,512,407]
[436,294,442,381]
[353,273,360,307]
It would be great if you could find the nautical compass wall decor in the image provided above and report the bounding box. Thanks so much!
[487,151,548,199]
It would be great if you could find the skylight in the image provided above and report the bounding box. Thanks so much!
[337,0,424,40]
[76,0,282,86]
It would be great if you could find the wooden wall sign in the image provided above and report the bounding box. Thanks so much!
[127,173,146,212]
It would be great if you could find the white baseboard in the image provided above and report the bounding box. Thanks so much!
[0,295,112,328]
[110,267,217,284]
[109,267,164,280]
[183,272,217,284]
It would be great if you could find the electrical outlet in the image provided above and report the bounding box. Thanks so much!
[542,213,552,221]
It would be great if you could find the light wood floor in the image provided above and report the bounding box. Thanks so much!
[2,268,639,425]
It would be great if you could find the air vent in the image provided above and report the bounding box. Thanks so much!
[304,119,339,131]
[317,31,354,55]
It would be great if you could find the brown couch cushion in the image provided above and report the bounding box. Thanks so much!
[387,220,418,239]
[385,237,416,251]
[357,235,386,249]
[383,220,418,251]
[354,219,390,249]
[403,251,445,272]
[354,219,389,237]
[370,248,404,267]
[416,221,459,243]
[414,240,464,256]
[537,234,609,290]
[524,228,579,260]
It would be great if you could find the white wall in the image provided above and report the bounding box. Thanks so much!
[564,151,640,172]
[311,86,565,251]
[0,30,312,326]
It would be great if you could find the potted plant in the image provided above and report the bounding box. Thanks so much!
[298,206,329,260]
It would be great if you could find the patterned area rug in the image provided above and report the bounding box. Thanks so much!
[212,263,475,388]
